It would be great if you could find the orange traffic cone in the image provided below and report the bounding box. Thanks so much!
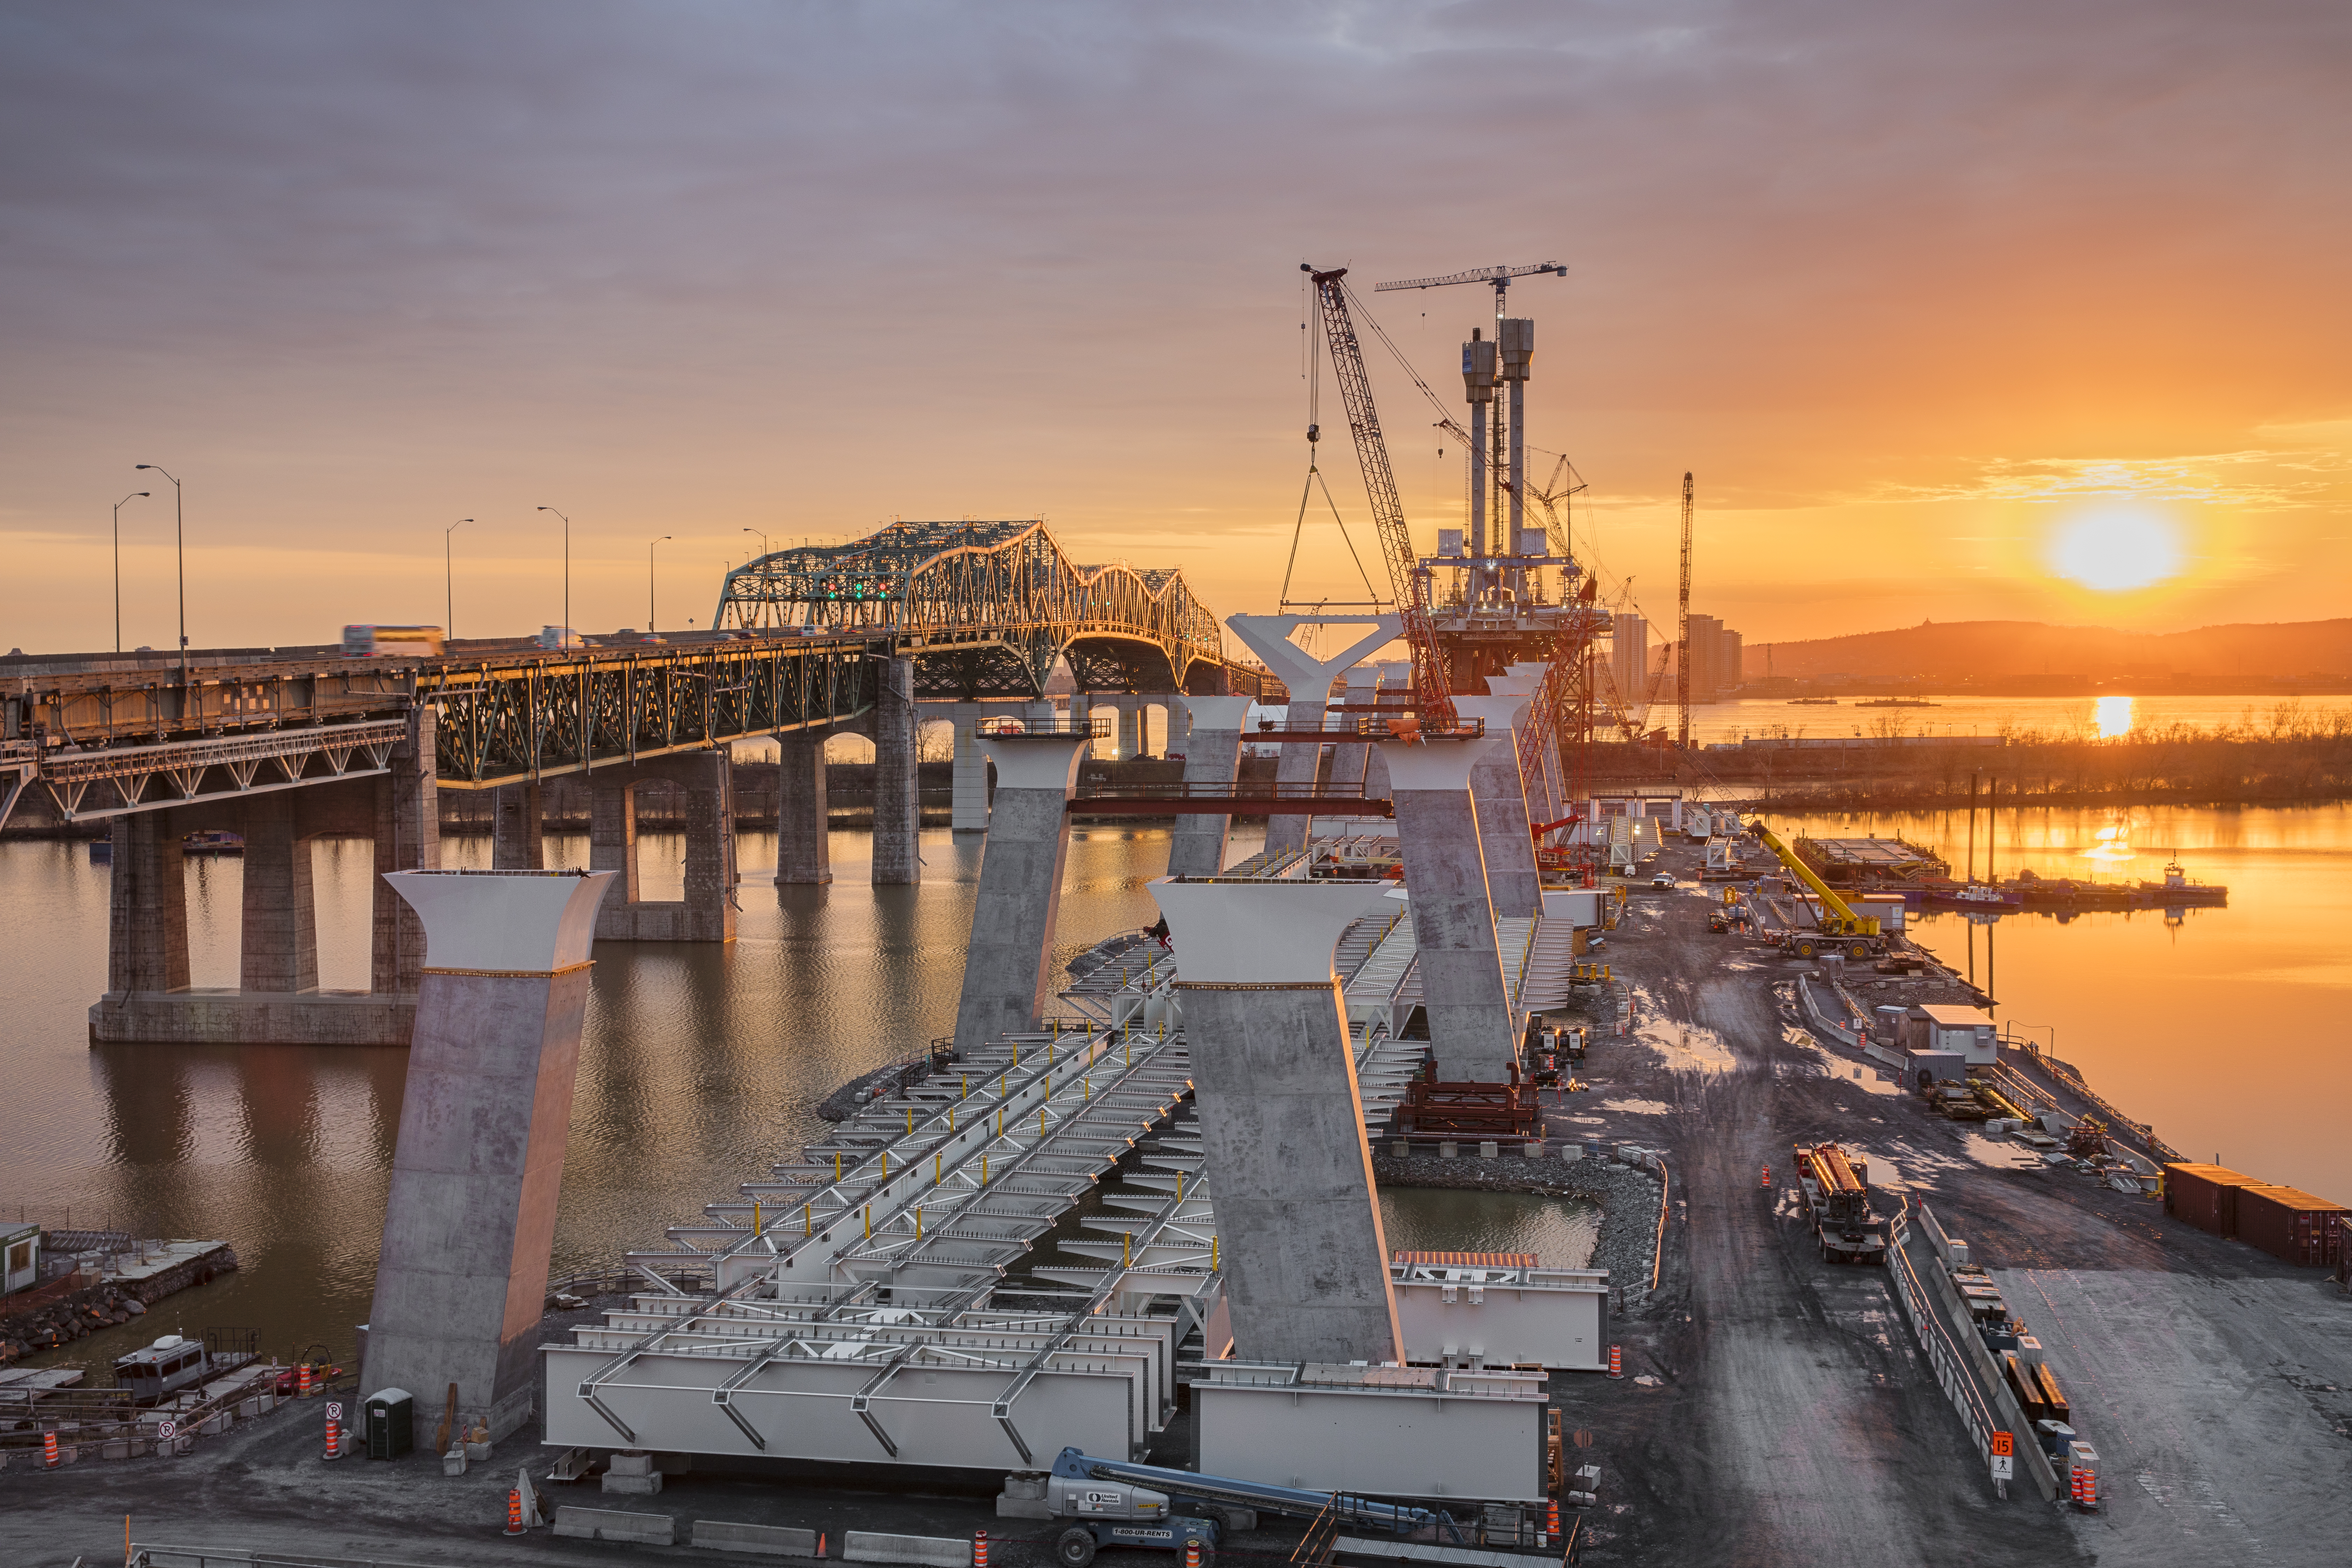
[1607,1345,1623,1380]
[506,1488,526,1536]
[973,1531,987,1568]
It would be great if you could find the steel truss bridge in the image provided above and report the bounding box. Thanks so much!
[713,520,1232,699]
[2,516,1255,825]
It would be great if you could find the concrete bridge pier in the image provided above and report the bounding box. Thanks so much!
[491,780,545,870]
[872,657,922,885]
[363,867,616,1440]
[1151,876,1401,1365]
[239,792,318,993]
[588,750,738,942]
[105,809,191,998]
[775,732,831,885]
[1166,695,1251,877]
[950,732,1086,1050]
[1376,735,1520,1081]
[942,701,989,831]
[1500,664,1564,824]
[370,709,442,997]
[1226,613,1400,858]
[1450,695,1542,921]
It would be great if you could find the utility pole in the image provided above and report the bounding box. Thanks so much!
[1676,472,1694,751]
[113,489,149,653]
[446,519,470,641]
[648,535,672,633]
[538,507,571,642]
[133,465,185,679]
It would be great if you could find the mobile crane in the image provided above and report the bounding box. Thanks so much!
[1748,819,1885,961]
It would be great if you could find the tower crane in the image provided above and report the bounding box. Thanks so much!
[1675,472,1694,751]
[1302,265,1456,728]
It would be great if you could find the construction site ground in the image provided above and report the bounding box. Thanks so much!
[1542,838,2352,1566]
[9,841,2350,1567]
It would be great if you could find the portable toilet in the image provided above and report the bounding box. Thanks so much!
[365,1388,415,1460]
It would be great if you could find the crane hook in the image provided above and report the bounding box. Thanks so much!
[1306,422,1320,444]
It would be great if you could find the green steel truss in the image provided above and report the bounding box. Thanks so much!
[420,639,883,787]
[713,520,1227,698]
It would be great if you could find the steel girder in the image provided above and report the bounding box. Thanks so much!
[711,522,1226,699]
[419,639,881,787]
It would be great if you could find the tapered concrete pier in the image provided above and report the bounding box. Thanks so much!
[1450,694,1541,920]
[363,867,617,1439]
[872,657,921,886]
[1226,615,1398,857]
[1165,695,1251,877]
[950,730,1087,1049]
[1152,875,1402,1365]
[1376,735,1519,1080]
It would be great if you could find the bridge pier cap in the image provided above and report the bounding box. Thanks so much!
[1224,614,1401,698]
[1147,875,1394,984]
[970,730,1091,792]
[1374,733,1503,790]
[385,868,614,972]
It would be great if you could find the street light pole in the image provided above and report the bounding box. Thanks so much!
[113,490,149,653]
[537,506,571,644]
[133,465,183,678]
[446,519,471,642]
[649,535,672,633]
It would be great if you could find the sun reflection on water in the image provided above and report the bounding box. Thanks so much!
[2082,820,2137,862]
[2093,695,2135,738]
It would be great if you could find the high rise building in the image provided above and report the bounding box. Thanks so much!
[1608,614,1648,714]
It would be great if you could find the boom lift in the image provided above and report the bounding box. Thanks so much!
[1749,819,1885,960]
[1018,1447,1453,1567]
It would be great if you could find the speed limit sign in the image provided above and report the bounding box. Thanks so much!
[1990,1431,2015,1481]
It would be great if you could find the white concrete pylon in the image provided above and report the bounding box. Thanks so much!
[952,733,1090,1047]
[1229,614,1400,858]
[1447,696,1542,921]
[1168,695,1254,877]
[368,868,619,1441]
[1150,875,1402,1365]
[1375,737,1520,1080]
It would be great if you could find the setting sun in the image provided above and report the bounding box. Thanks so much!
[2049,508,2185,592]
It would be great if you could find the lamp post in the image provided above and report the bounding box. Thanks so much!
[648,535,672,634]
[132,464,184,678]
[446,519,471,642]
[743,527,770,558]
[112,490,149,653]
[537,506,570,645]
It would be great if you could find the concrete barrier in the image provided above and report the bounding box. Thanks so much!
[694,1521,821,1557]
[555,1506,678,1545]
[843,1531,975,1567]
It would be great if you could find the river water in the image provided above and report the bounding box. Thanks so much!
[2,799,2342,1373]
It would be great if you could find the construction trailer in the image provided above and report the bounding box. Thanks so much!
[1792,1142,1887,1265]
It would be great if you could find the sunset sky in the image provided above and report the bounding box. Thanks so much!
[5,2,2347,657]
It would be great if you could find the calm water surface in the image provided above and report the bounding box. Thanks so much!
[4,801,2344,1372]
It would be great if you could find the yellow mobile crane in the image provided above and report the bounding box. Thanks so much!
[1750,820,1884,961]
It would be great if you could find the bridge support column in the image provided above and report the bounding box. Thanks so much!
[1151,877,1401,1365]
[872,658,921,886]
[1166,695,1251,877]
[1501,665,1564,825]
[1325,666,1378,796]
[946,703,989,832]
[1376,736,1520,1081]
[592,753,738,941]
[776,732,832,884]
[106,810,190,996]
[364,868,616,1440]
[1452,696,1541,921]
[951,733,1086,1049]
[492,781,545,870]
[370,708,441,998]
[1121,698,1147,761]
[240,793,318,993]
[1226,614,1400,857]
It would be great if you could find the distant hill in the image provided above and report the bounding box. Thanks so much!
[1744,620,2352,684]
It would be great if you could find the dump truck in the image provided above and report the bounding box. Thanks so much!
[1792,1141,1888,1265]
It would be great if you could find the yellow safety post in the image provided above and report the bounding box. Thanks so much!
[1177,1171,1185,1201]
[1211,1236,1219,1271]
[864,1205,872,1240]
[804,1202,812,1237]
[835,1151,842,1181]
[916,1207,923,1240]
[881,1150,890,1178]
[981,1155,989,1184]
[1122,1231,1131,1268]
[1001,1071,1008,1097]
[906,1108,914,1135]
[1039,1107,1046,1139]
[962,1075,969,1099]
[1014,1043,1021,1066]
[997,1109,1004,1137]
[934,1153,943,1183]
[753,1199,763,1235]
[1083,1078,1090,1102]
